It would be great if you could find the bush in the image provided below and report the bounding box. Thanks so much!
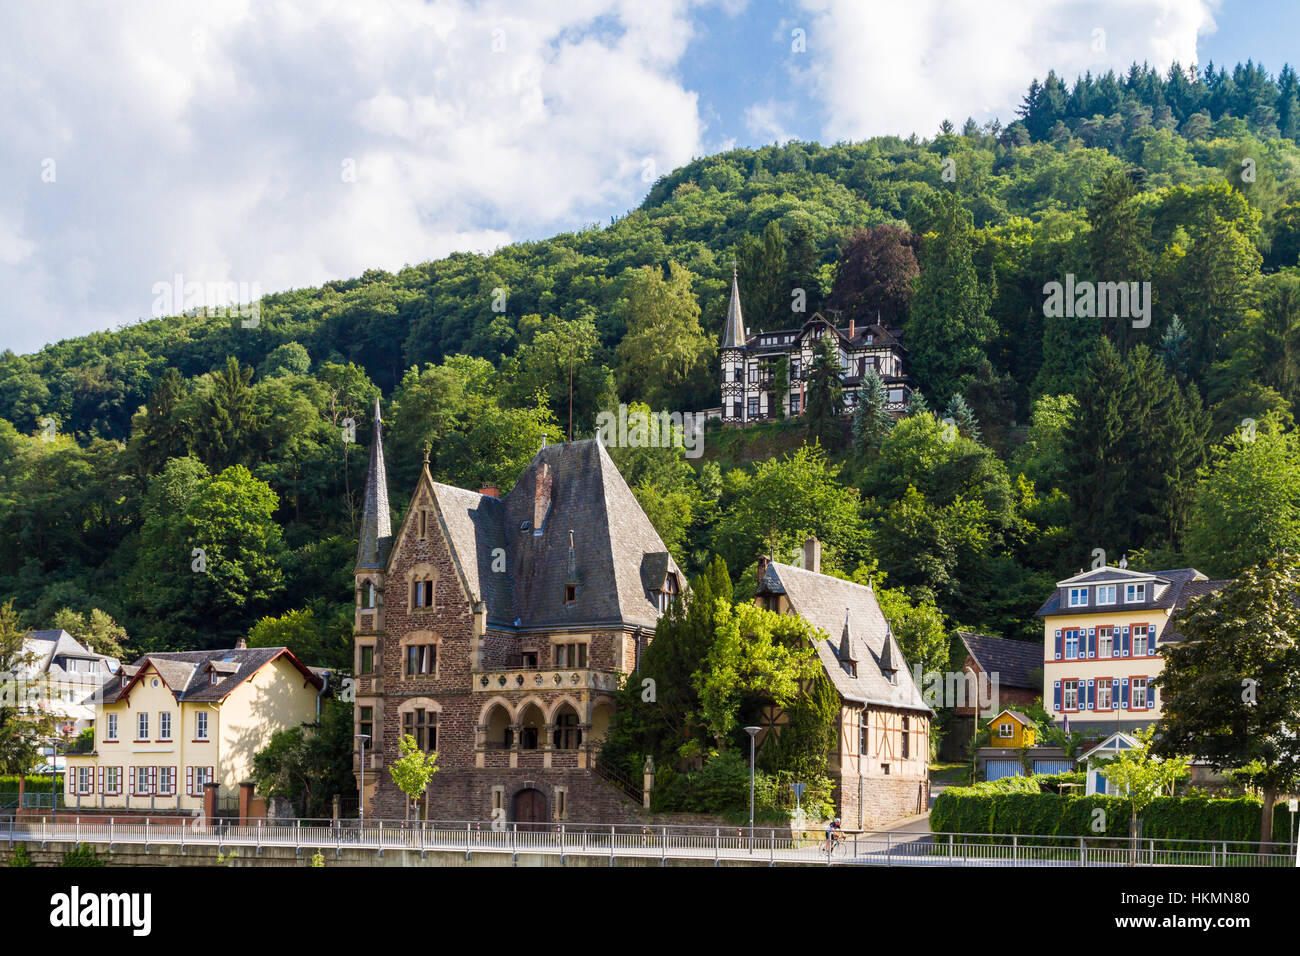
[9,844,33,867]
[60,845,105,867]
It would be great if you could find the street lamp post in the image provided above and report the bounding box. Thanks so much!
[355,734,370,825]
[744,726,761,850]
[49,739,61,827]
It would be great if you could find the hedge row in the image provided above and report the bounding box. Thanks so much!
[0,776,57,794]
[932,789,1292,845]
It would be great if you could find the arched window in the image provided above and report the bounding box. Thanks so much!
[552,705,582,751]
[359,580,377,609]
[518,702,544,750]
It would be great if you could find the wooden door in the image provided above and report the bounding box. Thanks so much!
[512,788,548,826]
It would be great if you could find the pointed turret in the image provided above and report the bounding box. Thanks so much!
[356,398,392,571]
[879,629,897,678]
[721,266,747,349]
[838,608,855,665]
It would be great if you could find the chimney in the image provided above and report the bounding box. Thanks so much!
[802,536,821,574]
[849,317,856,340]
[533,462,553,532]
[479,484,499,499]
[757,554,771,581]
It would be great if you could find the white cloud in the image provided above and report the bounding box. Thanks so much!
[0,0,708,352]
[792,0,1221,141]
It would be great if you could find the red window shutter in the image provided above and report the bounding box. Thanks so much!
[97,766,104,794]
[186,766,193,796]
[148,765,156,794]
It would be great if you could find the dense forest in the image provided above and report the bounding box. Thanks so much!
[4,60,1300,684]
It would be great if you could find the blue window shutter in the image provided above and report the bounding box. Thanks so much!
[1087,627,1096,659]
[1112,630,1121,658]
[1088,678,1096,710]
[1053,681,1061,711]
[1120,678,1129,709]
[1054,629,1062,660]
[1122,625,1130,657]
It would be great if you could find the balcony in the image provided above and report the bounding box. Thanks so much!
[473,667,621,693]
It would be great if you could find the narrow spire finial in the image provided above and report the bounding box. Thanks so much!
[422,442,431,467]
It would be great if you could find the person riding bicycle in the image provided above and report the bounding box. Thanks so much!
[824,817,842,852]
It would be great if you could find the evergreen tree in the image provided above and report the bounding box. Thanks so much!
[804,334,845,449]
[943,393,981,442]
[1159,314,1190,384]
[1086,169,1153,352]
[906,191,995,400]
[851,368,892,460]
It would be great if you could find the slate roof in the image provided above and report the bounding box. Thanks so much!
[758,562,930,714]
[356,399,392,571]
[1158,579,1232,644]
[956,631,1041,690]
[424,439,680,631]
[721,269,746,349]
[21,630,119,679]
[91,647,321,705]
[1036,568,1213,616]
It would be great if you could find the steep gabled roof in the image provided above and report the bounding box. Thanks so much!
[758,562,930,713]
[957,631,1041,690]
[425,439,679,631]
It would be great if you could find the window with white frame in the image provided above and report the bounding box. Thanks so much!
[158,766,176,795]
[196,711,209,740]
[1068,587,1089,607]
[1098,628,1113,658]
[134,766,151,795]
[106,713,118,741]
[159,712,171,740]
[1064,629,1079,660]
[1132,625,1149,657]
[1063,680,1079,711]
[1097,584,1117,605]
[190,765,213,795]
[1131,678,1148,709]
[1125,583,1146,603]
[1097,680,1112,709]
[105,766,122,796]
[998,722,1013,738]
[76,766,92,794]
[137,712,149,740]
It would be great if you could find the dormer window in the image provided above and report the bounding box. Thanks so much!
[1068,587,1089,607]
[565,584,577,604]
[1096,584,1116,605]
[210,672,219,685]
[656,574,679,613]
[1125,583,1146,603]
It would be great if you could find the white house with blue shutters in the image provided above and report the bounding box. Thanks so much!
[1034,565,1228,735]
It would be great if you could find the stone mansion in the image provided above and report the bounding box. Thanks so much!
[718,271,913,424]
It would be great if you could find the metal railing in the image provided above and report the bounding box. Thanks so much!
[1,816,1293,867]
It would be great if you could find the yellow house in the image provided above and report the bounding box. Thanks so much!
[64,646,325,812]
[1037,565,1226,733]
[987,709,1035,748]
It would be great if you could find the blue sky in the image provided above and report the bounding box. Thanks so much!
[0,0,1291,352]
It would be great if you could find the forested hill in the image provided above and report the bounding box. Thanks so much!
[4,60,1300,664]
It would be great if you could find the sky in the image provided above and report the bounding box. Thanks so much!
[0,0,1294,354]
